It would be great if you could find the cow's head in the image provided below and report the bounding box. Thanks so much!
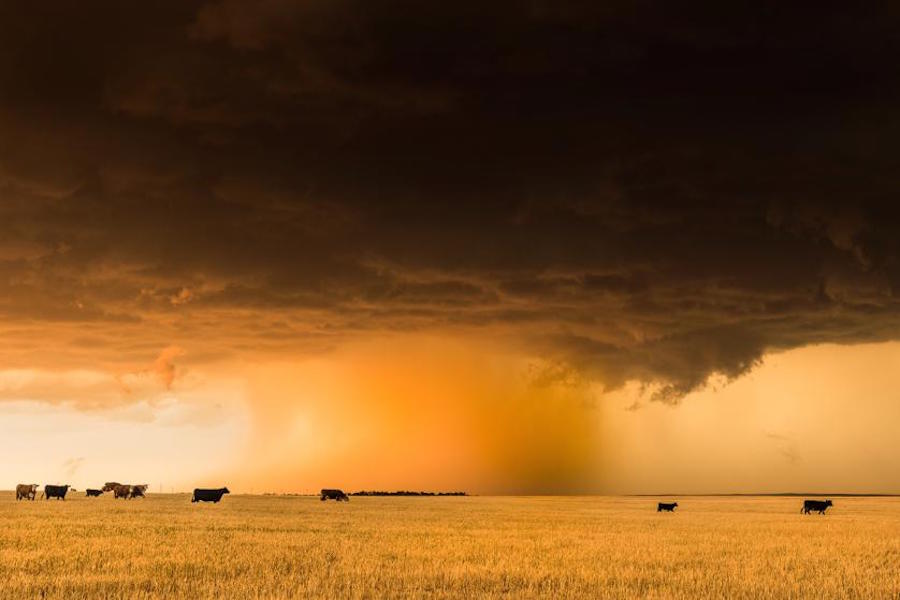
[222,487,231,494]
[673,502,678,507]
[825,500,833,507]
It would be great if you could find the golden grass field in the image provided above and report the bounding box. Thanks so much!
[0,493,897,599]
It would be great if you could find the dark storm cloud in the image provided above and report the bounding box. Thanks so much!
[3,0,900,400]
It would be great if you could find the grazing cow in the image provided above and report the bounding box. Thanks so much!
[129,484,148,499]
[113,484,131,499]
[802,499,833,514]
[320,488,350,502]
[192,487,230,503]
[85,489,103,497]
[41,485,70,500]
[657,502,678,512]
[16,484,38,501]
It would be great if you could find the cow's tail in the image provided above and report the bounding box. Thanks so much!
[40,491,45,500]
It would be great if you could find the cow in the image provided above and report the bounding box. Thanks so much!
[102,482,122,493]
[129,484,148,499]
[113,484,132,499]
[320,488,350,502]
[192,487,230,503]
[85,489,104,497]
[16,484,38,501]
[41,485,70,500]
[657,502,678,512]
[802,499,833,514]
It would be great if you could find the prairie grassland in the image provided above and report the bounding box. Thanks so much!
[0,493,897,599]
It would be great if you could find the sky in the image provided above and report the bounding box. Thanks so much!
[2,1,900,493]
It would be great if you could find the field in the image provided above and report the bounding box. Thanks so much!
[0,493,897,599]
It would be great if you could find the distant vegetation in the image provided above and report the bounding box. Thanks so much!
[351,490,467,496]
[261,490,468,497]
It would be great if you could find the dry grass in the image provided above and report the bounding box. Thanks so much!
[0,493,897,598]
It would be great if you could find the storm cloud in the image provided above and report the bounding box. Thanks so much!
[3,1,900,403]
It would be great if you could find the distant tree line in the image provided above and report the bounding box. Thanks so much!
[350,490,467,497]
[259,490,469,497]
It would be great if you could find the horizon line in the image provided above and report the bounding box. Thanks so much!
[5,490,900,497]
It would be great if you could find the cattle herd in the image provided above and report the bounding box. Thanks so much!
[14,482,150,501]
[10,485,838,514]
[655,499,835,514]
[13,483,232,504]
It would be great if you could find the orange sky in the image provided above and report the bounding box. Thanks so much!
[3,335,900,494]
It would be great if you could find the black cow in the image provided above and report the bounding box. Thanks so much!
[85,489,103,497]
[192,487,230,503]
[657,502,678,512]
[320,488,350,502]
[802,499,833,514]
[42,485,70,500]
